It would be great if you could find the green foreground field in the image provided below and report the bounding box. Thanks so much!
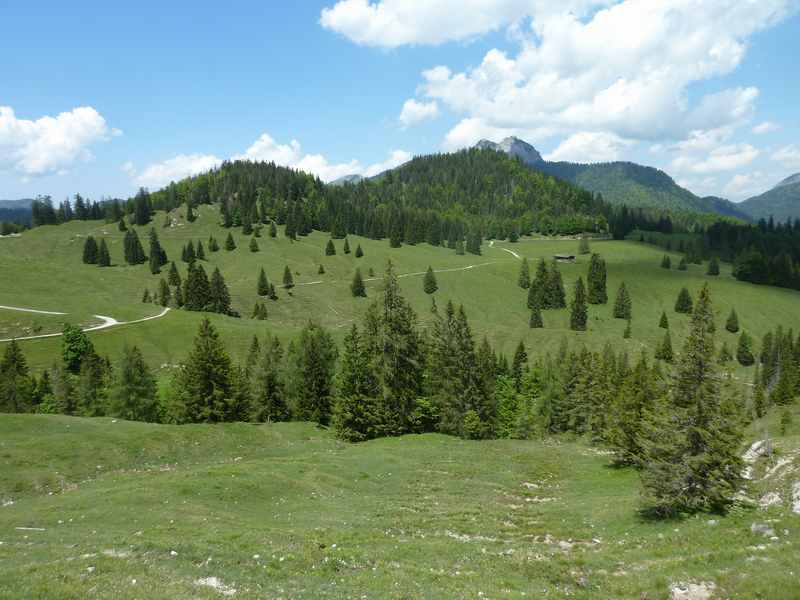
[2,206,799,380]
[1,411,799,599]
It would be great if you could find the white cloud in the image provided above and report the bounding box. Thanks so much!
[752,121,779,135]
[0,106,119,177]
[772,145,800,170]
[722,171,768,200]
[398,99,439,128]
[545,131,635,163]
[320,0,608,48]
[129,134,411,188]
[671,142,759,175]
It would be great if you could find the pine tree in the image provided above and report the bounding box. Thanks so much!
[518,258,530,289]
[286,322,338,425]
[123,229,146,265]
[184,263,211,311]
[423,266,438,294]
[0,339,34,413]
[587,253,608,304]
[196,241,206,260]
[659,311,669,329]
[225,232,236,251]
[249,237,259,252]
[283,266,294,289]
[736,331,755,366]
[249,334,288,422]
[97,239,111,267]
[654,331,673,362]
[142,289,151,303]
[351,268,366,297]
[677,257,688,271]
[148,228,166,274]
[675,287,693,313]
[707,257,720,276]
[168,261,181,287]
[529,304,543,328]
[546,261,567,309]
[208,267,232,315]
[82,236,98,264]
[613,282,632,319]
[269,221,277,237]
[661,255,671,269]
[343,237,351,254]
[208,236,219,252]
[166,318,243,423]
[725,309,739,333]
[325,239,336,256]
[570,277,588,331]
[158,278,171,307]
[108,345,158,422]
[578,236,590,255]
[355,244,364,258]
[257,267,270,296]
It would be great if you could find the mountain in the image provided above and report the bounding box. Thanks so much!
[738,173,800,223]
[330,174,365,186]
[474,138,749,220]
[0,198,34,209]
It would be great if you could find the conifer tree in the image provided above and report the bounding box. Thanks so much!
[654,331,673,362]
[186,203,196,223]
[529,304,543,328]
[707,256,720,276]
[97,239,111,267]
[118,217,127,232]
[512,341,527,389]
[185,240,196,264]
[518,258,530,289]
[184,263,210,311]
[736,331,755,366]
[546,261,567,309]
[613,282,632,319]
[661,255,671,269]
[355,244,364,258]
[209,267,233,315]
[249,334,287,422]
[753,364,766,418]
[675,287,693,313]
[317,264,325,275]
[0,339,34,413]
[158,278,171,307]
[587,253,608,304]
[196,241,206,260]
[283,265,294,289]
[142,289,151,303]
[225,232,236,251]
[286,322,338,425]
[168,261,181,287]
[124,229,146,265]
[351,268,366,297]
[269,221,277,237]
[423,266,438,294]
[677,257,688,271]
[578,236,590,255]
[333,324,381,441]
[208,236,219,252]
[108,345,158,422]
[659,311,669,329]
[249,237,259,252]
[173,284,184,308]
[606,353,658,465]
[570,277,588,331]
[725,308,739,333]
[343,237,351,254]
[325,239,336,256]
[257,267,270,296]
[148,228,167,274]
[82,236,98,264]
[623,319,632,339]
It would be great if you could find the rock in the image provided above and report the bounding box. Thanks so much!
[751,523,775,537]
[759,492,782,509]
[793,482,800,515]
[670,581,716,600]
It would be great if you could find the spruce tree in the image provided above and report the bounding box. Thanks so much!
[269,221,277,237]
[168,261,181,287]
[423,266,438,294]
[209,267,232,315]
[587,253,608,304]
[118,217,127,232]
[184,263,211,311]
[661,255,671,269]
[257,267,270,296]
[529,304,543,328]
[654,331,673,362]
[707,256,720,276]
[659,311,669,329]
[675,287,693,313]
[225,232,236,251]
[158,278,171,307]
[546,261,567,309]
[318,264,325,275]
[287,322,338,425]
[355,244,364,258]
[142,289,151,303]
[518,258,530,289]
[325,239,336,256]
[283,266,294,289]
[148,228,166,274]
[343,237,351,254]
[97,239,111,267]
[0,339,34,413]
[736,331,755,366]
[333,324,381,441]
[82,236,98,264]
[108,345,158,422]
[613,282,632,319]
[570,277,588,331]
[351,268,366,297]
[623,319,632,339]
[208,236,219,252]
[124,229,146,265]
[196,241,206,260]
[249,334,288,422]
[249,237,259,252]
[677,257,688,271]
[185,240,196,264]
[511,341,527,389]
[753,364,766,418]
[725,309,739,333]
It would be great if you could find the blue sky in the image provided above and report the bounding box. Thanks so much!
[1,0,799,202]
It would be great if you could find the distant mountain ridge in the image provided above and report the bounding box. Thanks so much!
[0,198,34,209]
[738,173,800,223]
[473,137,750,220]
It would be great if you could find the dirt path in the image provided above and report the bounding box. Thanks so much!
[0,307,171,343]
[0,305,67,315]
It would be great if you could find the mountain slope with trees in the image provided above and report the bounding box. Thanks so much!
[738,173,800,222]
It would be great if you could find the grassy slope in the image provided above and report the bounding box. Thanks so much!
[1,412,799,598]
[2,205,800,379]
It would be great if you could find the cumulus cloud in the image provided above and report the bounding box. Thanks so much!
[545,131,635,163]
[128,133,411,188]
[752,121,779,135]
[0,105,119,177]
[398,99,439,128]
[772,145,800,170]
[319,0,608,48]
[722,171,768,200]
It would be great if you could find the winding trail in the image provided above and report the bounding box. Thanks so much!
[0,307,171,343]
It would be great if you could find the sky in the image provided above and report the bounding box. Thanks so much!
[1,0,799,203]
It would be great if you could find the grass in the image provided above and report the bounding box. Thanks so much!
[1,410,799,598]
[2,206,799,382]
